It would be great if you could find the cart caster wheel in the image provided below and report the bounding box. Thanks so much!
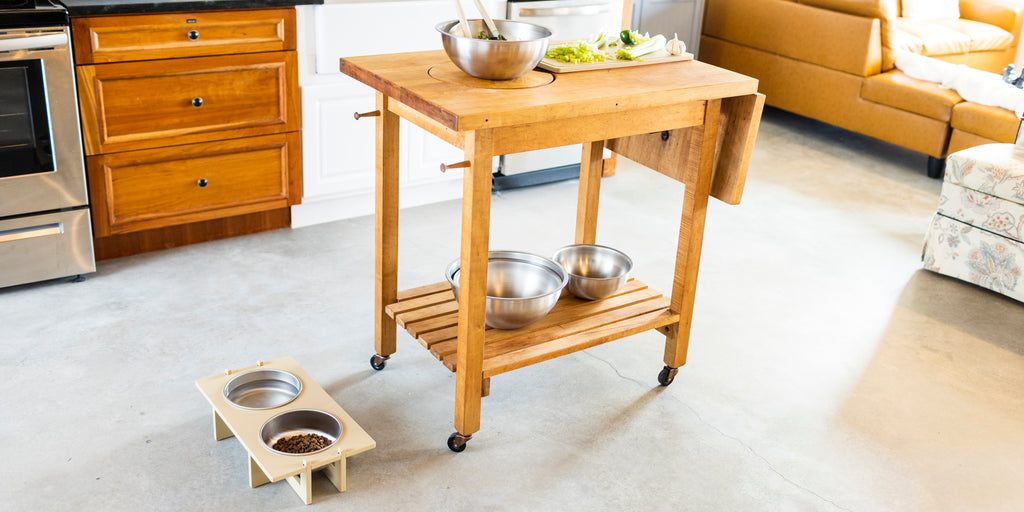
[370,354,389,371]
[658,366,679,387]
[447,432,470,453]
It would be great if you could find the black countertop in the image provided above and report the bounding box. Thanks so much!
[59,0,322,16]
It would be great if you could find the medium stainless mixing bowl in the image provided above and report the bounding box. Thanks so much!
[260,409,343,456]
[552,244,633,300]
[436,19,552,80]
[445,251,568,329]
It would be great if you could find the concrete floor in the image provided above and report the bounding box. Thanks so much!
[2,108,1023,511]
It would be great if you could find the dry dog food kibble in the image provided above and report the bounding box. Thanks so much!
[272,433,331,453]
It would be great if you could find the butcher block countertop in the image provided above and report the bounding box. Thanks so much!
[340,50,758,132]
[339,50,762,205]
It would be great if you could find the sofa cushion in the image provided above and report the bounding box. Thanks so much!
[862,70,962,121]
[933,18,1015,51]
[893,17,1014,56]
[893,18,972,55]
[952,101,1019,141]
[900,0,958,21]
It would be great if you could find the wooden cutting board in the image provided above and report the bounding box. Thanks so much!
[538,50,694,73]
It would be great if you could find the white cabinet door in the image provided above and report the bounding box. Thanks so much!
[295,1,508,226]
[314,0,507,75]
[405,120,465,184]
[301,80,377,199]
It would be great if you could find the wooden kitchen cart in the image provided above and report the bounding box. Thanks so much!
[339,52,764,452]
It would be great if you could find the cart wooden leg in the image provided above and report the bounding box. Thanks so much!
[248,455,271,488]
[213,410,232,441]
[575,141,605,244]
[663,99,722,373]
[452,129,494,451]
[375,92,401,362]
[323,458,346,493]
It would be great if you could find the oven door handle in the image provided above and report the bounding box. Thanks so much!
[0,33,68,53]
[0,223,64,244]
[516,4,613,17]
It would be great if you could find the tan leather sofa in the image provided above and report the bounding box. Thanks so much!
[700,0,1024,177]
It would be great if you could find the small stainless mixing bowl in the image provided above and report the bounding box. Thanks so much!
[436,19,552,80]
[552,244,633,300]
[446,251,567,329]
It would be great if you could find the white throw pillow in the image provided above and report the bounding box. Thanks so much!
[901,0,960,20]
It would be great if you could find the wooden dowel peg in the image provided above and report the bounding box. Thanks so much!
[440,160,471,173]
[353,110,381,120]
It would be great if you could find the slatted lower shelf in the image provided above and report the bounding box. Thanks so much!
[385,279,679,377]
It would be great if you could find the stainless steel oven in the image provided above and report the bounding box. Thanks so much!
[499,0,623,190]
[0,0,94,288]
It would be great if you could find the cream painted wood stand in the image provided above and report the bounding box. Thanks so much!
[196,357,375,505]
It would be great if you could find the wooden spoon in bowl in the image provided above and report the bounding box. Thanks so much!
[452,0,470,37]
[472,0,501,39]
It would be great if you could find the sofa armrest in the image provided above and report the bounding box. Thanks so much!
[703,0,883,76]
[961,0,1024,44]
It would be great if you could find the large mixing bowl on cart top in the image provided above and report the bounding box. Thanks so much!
[436,19,552,80]
[445,251,568,329]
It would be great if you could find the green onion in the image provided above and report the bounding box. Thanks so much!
[615,34,666,61]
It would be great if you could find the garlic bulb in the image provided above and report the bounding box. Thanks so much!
[666,34,686,56]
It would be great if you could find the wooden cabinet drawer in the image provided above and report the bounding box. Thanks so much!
[87,132,301,236]
[77,51,300,155]
[71,9,296,64]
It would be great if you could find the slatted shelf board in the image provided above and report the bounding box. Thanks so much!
[385,279,679,378]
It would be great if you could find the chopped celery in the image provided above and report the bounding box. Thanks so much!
[587,30,616,49]
[545,41,607,63]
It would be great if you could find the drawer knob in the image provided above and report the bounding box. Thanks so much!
[192,97,203,107]
[197,178,208,188]
[188,30,199,40]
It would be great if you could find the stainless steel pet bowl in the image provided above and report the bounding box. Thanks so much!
[436,19,552,80]
[445,251,568,329]
[223,369,302,410]
[552,244,633,300]
[260,409,343,456]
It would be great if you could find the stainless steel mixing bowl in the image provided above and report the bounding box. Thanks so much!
[445,251,568,329]
[223,369,302,410]
[436,19,552,80]
[260,409,343,456]
[552,244,633,300]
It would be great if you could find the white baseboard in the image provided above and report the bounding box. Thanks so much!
[291,179,464,228]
